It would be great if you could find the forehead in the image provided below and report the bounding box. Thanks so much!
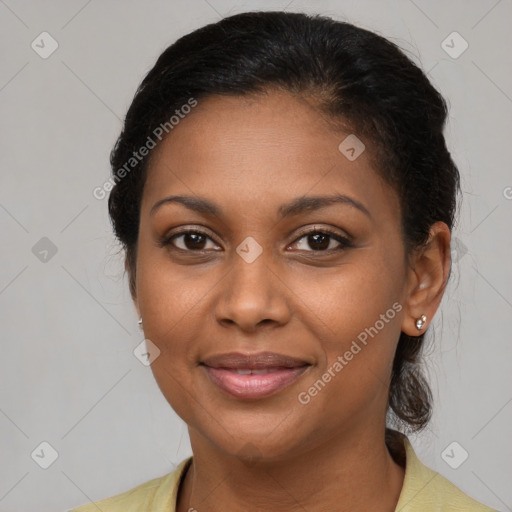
[148,90,352,172]
[142,90,398,219]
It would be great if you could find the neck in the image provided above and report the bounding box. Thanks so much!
[176,425,405,512]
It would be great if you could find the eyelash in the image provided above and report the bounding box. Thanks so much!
[159,227,353,253]
[290,228,353,252]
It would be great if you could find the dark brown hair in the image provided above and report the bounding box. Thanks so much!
[107,11,459,435]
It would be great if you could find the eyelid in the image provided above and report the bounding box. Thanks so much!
[159,225,353,252]
[284,228,353,254]
[289,225,353,245]
[160,226,222,250]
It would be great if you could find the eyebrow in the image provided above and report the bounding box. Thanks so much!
[278,194,371,219]
[150,194,371,219]
[150,195,221,217]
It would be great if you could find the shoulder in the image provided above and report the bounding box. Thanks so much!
[396,436,497,512]
[68,457,192,512]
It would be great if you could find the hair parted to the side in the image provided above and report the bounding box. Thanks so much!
[107,11,459,440]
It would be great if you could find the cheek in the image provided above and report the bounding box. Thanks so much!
[291,300,402,435]
[291,247,405,397]
[134,248,224,415]
[292,252,404,342]
[136,258,211,423]
[136,243,220,343]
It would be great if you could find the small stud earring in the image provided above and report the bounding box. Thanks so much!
[138,318,143,330]
[415,314,427,331]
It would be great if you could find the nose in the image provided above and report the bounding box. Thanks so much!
[214,248,292,333]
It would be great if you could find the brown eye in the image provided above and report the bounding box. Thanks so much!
[290,230,352,252]
[181,233,207,250]
[307,233,330,250]
[164,230,221,251]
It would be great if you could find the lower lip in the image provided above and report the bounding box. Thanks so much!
[203,366,309,399]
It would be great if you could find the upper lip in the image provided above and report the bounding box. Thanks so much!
[201,352,310,370]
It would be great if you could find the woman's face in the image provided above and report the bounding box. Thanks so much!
[135,90,413,460]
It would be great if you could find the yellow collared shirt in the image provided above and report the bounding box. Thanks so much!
[70,437,497,511]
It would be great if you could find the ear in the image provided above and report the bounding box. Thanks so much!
[401,222,451,336]
[124,253,140,316]
[133,296,140,319]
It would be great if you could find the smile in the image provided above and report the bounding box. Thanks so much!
[202,365,310,399]
[200,351,311,400]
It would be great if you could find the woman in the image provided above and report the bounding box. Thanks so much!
[71,11,497,511]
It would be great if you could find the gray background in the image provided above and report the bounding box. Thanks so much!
[0,1,511,511]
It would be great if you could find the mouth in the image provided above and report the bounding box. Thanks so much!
[200,352,311,400]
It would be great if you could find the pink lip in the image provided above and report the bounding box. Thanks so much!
[200,351,311,399]
[201,351,309,370]
[202,365,309,399]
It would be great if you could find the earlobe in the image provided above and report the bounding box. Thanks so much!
[401,222,451,336]
[415,314,428,331]
[134,299,142,330]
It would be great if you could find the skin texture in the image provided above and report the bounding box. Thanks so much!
[132,90,451,512]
